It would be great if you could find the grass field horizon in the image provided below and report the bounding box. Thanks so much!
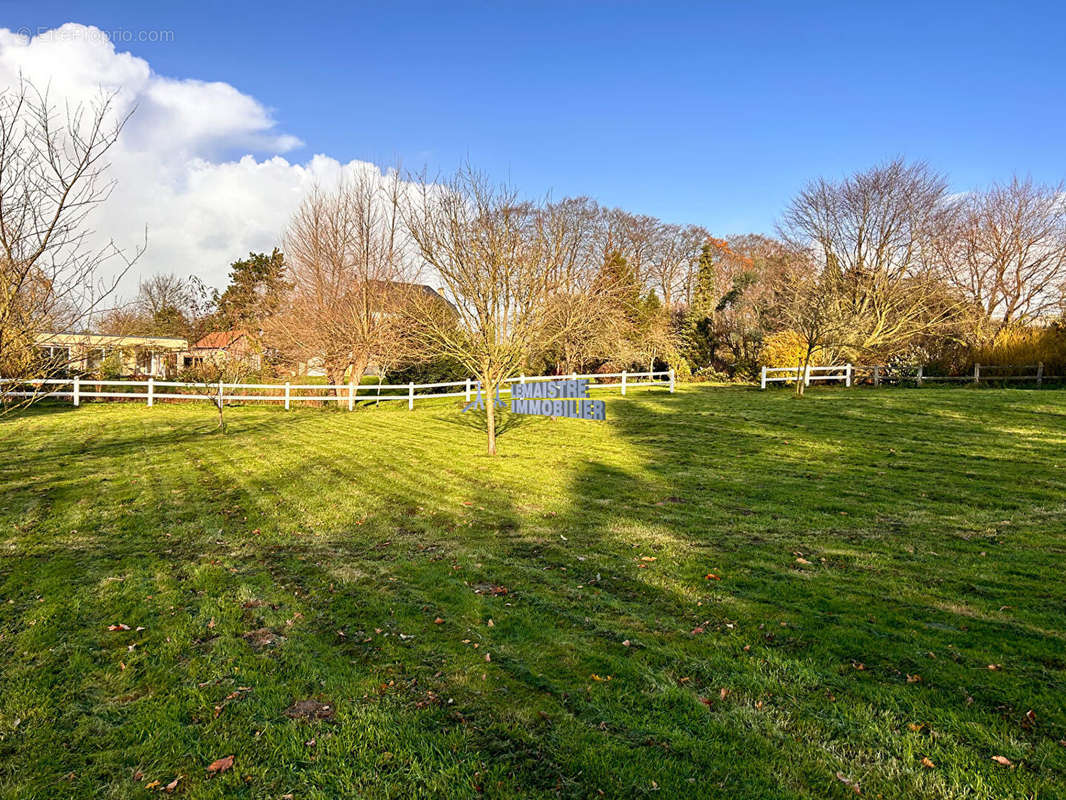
[2,386,1064,798]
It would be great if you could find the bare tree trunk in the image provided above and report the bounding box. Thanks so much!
[485,386,497,456]
[349,354,369,397]
[795,352,807,397]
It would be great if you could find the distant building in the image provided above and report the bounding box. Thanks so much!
[36,332,187,377]
[291,281,455,377]
[180,330,263,371]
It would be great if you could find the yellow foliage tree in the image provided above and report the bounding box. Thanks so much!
[759,330,825,370]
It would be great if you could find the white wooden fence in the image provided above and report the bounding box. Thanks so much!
[1,369,674,410]
[761,364,852,388]
[761,362,1055,389]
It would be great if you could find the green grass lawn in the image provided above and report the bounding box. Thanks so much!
[1,386,1064,799]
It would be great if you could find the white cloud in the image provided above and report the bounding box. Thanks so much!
[0,23,390,294]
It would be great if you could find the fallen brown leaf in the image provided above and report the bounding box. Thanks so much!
[921,757,935,769]
[165,775,181,792]
[206,755,234,774]
[991,755,1013,767]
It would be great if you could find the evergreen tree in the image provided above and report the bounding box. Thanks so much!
[685,242,719,369]
[214,249,290,330]
[689,242,718,320]
[596,249,642,320]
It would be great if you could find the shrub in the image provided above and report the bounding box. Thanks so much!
[759,330,823,368]
[386,357,468,386]
[972,324,1066,372]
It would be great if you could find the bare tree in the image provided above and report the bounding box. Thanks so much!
[934,176,1066,340]
[270,169,410,392]
[776,268,850,396]
[647,222,707,309]
[0,79,142,408]
[780,158,949,280]
[778,159,961,367]
[537,197,629,373]
[403,167,581,455]
[183,349,254,432]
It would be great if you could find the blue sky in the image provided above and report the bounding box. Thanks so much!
[4,0,1065,237]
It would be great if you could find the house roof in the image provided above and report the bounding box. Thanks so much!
[37,332,188,349]
[367,280,457,313]
[193,330,247,350]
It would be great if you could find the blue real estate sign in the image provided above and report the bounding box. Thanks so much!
[463,378,606,420]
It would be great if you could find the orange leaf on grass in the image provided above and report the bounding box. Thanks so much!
[207,755,234,774]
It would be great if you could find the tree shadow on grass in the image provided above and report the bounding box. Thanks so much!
[434,405,545,440]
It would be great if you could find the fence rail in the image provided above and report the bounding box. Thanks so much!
[1,369,675,410]
[761,362,1058,389]
[761,364,853,388]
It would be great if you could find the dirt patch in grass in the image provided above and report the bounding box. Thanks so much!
[241,627,285,649]
[284,699,336,721]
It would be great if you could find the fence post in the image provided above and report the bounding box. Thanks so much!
[465,378,471,402]
[408,381,414,411]
[873,366,880,388]
[1037,361,1044,386]
[974,363,980,384]
[348,379,355,411]
[760,366,767,389]
[147,377,154,407]
[73,375,80,407]
[845,363,852,388]
[917,365,924,386]
[284,381,291,410]
[519,374,525,384]
[669,368,675,393]
[621,370,627,395]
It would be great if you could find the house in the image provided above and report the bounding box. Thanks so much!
[35,332,188,378]
[292,282,456,377]
[180,330,263,371]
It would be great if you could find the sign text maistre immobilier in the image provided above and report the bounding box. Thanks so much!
[510,378,605,420]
